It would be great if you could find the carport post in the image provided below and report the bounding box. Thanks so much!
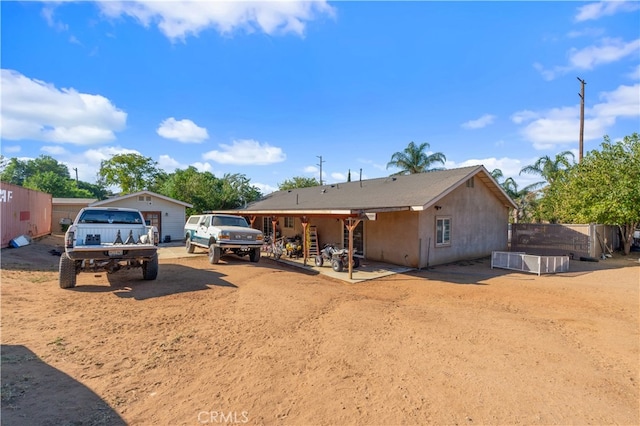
[271,217,278,240]
[301,217,309,266]
[346,218,361,280]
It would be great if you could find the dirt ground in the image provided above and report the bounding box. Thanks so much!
[1,235,638,426]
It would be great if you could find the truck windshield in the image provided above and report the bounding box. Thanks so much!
[79,210,143,225]
[212,216,248,227]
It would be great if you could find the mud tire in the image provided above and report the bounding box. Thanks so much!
[59,253,77,289]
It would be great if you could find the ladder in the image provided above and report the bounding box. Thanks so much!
[307,226,319,257]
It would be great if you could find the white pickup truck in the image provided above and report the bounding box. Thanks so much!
[59,207,159,289]
[184,213,263,264]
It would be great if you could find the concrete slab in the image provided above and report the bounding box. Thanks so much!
[157,242,413,283]
[269,255,414,284]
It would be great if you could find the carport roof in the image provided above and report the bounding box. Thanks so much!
[221,165,516,217]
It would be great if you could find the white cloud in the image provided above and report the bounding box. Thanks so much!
[330,172,346,182]
[253,182,278,195]
[534,38,640,80]
[627,64,640,80]
[2,145,21,154]
[41,145,67,155]
[356,158,386,171]
[41,5,68,31]
[510,110,539,125]
[303,165,318,173]
[568,38,640,70]
[575,1,640,22]
[446,156,542,188]
[462,114,496,129]
[97,0,335,41]
[59,146,140,184]
[512,83,639,149]
[202,139,286,165]
[567,27,605,39]
[157,154,184,172]
[157,117,209,143]
[0,69,127,144]
[191,161,213,173]
[592,83,640,119]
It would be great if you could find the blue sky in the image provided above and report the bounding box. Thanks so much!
[1,1,639,194]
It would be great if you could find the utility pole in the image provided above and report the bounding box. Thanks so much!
[73,167,79,184]
[577,77,586,162]
[316,155,325,185]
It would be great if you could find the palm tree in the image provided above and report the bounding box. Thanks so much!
[386,141,446,175]
[502,177,541,223]
[519,151,575,186]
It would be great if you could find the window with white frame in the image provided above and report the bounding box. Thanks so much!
[284,217,294,228]
[436,217,451,246]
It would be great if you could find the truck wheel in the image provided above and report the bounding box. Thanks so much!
[314,255,324,267]
[185,235,195,253]
[331,259,343,272]
[249,248,260,263]
[209,245,221,264]
[142,254,159,280]
[59,253,77,289]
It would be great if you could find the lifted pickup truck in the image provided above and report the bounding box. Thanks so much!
[184,213,263,264]
[59,207,159,289]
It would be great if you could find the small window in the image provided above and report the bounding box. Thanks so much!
[436,217,451,246]
[146,196,151,201]
[284,217,294,228]
[466,177,474,188]
[138,196,145,201]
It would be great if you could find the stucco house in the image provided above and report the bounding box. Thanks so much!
[90,191,193,242]
[52,198,99,233]
[220,165,516,269]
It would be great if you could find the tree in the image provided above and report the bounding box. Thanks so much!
[217,173,262,209]
[278,176,320,191]
[549,133,640,254]
[23,171,93,198]
[501,177,541,223]
[386,141,446,175]
[157,166,218,215]
[490,168,504,182]
[519,151,575,187]
[98,153,162,194]
[157,167,262,215]
[0,155,103,198]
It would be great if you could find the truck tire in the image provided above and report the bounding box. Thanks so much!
[59,253,77,289]
[209,245,221,264]
[331,259,343,272]
[185,235,195,253]
[142,254,159,280]
[249,248,260,263]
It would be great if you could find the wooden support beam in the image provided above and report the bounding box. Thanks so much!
[345,218,361,280]
[301,218,309,266]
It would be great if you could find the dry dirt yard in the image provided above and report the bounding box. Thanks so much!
[1,235,638,426]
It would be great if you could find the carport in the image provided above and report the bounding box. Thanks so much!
[206,209,383,280]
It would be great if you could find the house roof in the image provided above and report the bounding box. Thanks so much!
[219,165,516,217]
[53,198,98,205]
[90,190,193,208]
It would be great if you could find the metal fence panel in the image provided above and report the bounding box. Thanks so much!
[492,251,569,276]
